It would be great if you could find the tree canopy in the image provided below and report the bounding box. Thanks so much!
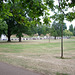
[0,0,54,42]
[0,19,7,37]
[69,24,73,33]
[51,0,75,22]
[51,21,67,39]
[63,29,73,36]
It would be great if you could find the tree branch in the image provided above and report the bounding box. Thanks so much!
[58,0,65,15]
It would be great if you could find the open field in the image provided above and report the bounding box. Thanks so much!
[0,39,75,75]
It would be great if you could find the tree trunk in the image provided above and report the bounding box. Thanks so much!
[58,0,64,59]
[7,35,11,42]
[19,36,21,42]
[61,24,63,58]
[54,36,56,40]
[7,25,11,42]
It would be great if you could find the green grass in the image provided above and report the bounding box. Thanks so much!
[0,41,60,53]
[0,44,24,53]
[56,72,69,75]
[0,39,74,53]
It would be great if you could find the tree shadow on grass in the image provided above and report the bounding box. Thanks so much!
[55,56,71,59]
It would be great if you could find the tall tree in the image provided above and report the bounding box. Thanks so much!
[1,0,54,42]
[51,21,67,39]
[69,24,73,33]
[50,0,75,58]
[15,22,29,42]
[4,17,15,42]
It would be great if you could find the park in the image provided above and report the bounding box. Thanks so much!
[0,37,75,75]
[0,38,75,75]
[0,0,75,75]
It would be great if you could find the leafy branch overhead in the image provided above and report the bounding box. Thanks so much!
[51,0,75,22]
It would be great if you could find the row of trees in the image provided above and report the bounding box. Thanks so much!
[25,21,74,40]
[0,18,74,41]
[51,23,75,39]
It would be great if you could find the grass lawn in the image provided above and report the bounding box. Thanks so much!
[0,39,75,75]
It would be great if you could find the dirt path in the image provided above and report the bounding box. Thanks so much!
[0,62,42,75]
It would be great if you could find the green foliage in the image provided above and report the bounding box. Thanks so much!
[66,12,75,21]
[51,26,58,37]
[20,0,48,19]
[69,24,73,33]
[51,13,64,23]
[0,0,54,41]
[23,21,37,36]
[37,24,50,36]
[43,16,51,25]
[73,27,75,36]
[51,21,67,38]
[63,29,73,36]
[0,19,7,37]
[44,0,54,10]
[51,0,75,22]
[0,0,12,19]
[15,23,29,37]
[4,17,15,36]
